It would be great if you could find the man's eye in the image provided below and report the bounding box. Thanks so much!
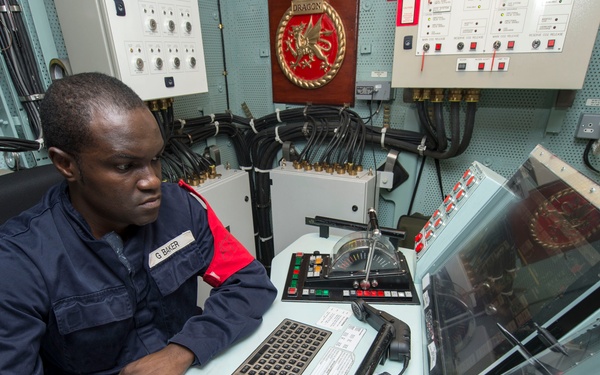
[116,164,132,171]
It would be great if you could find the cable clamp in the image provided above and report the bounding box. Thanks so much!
[339,104,348,116]
[254,167,270,173]
[209,114,215,123]
[380,127,387,150]
[303,104,310,117]
[302,121,309,137]
[275,125,284,144]
[187,133,193,145]
[0,5,21,12]
[249,118,258,134]
[35,138,44,151]
[19,93,44,103]
[239,165,253,171]
[213,121,219,136]
[259,236,273,242]
[417,136,427,156]
[178,119,186,130]
[276,108,282,123]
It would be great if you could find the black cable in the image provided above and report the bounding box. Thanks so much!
[216,0,230,110]
[407,156,426,215]
[583,139,600,174]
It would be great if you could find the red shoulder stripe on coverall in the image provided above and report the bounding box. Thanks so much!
[178,179,255,287]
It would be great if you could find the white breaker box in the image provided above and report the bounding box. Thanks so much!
[392,0,600,89]
[54,0,208,100]
[187,166,255,307]
[270,165,378,255]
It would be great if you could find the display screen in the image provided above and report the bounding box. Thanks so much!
[424,146,600,375]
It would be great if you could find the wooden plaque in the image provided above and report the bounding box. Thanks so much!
[268,0,359,106]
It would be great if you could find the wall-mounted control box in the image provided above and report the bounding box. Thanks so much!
[392,0,600,89]
[54,0,208,100]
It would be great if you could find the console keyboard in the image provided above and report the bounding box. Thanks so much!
[232,318,331,375]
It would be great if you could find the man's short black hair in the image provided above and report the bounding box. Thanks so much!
[40,72,147,157]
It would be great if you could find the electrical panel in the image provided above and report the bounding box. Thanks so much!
[188,166,255,307]
[392,0,600,89]
[270,165,378,255]
[54,0,208,100]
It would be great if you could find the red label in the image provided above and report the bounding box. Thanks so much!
[396,0,420,27]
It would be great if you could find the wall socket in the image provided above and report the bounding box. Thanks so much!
[576,113,600,139]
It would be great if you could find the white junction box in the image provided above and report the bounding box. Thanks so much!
[54,0,208,100]
[189,166,255,307]
[392,0,600,89]
[270,165,378,255]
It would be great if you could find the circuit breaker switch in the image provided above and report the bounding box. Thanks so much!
[493,40,501,50]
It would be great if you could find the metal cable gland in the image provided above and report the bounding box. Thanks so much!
[448,89,463,102]
[464,89,481,103]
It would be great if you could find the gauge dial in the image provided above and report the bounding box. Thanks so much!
[331,247,399,274]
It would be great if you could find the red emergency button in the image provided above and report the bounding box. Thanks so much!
[547,39,555,48]
[415,242,425,253]
[507,40,515,49]
[435,43,442,51]
[470,42,477,50]
[498,62,506,70]
[478,62,485,70]
[456,189,466,201]
[466,175,476,188]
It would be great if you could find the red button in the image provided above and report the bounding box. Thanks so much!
[378,290,385,297]
[478,62,485,70]
[432,209,441,219]
[443,195,453,206]
[434,218,443,228]
[456,189,466,201]
[548,39,555,48]
[357,290,364,296]
[425,230,434,241]
[293,269,300,275]
[453,182,462,192]
[415,232,423,242]
[423,221,432,231]
[462,169,471,180]
[435,43,442,51]
[287,287,297,295]
[498,62,506,70]
[507,40,515,49]
[415,242,425,253]
[470,42,477,50]
[466,175,476,188]
[445,203,455,214]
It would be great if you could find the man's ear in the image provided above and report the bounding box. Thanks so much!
[48,147,79,182]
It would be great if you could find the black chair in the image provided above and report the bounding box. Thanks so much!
[0,164,63,225]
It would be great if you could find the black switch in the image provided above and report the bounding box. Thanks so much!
[113,0,125,16]
[164,77,175,88]
[403,35,413,50]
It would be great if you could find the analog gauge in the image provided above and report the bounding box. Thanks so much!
[331,246,399,274]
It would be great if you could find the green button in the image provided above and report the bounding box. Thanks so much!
[295,258,302,265]
[316,290,322,296]
[290,280,297,287]
[292,274,298,280]
[322,290,329,296]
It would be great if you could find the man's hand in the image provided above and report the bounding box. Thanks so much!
[119,343,195,375]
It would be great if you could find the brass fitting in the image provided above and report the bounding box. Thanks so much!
[448,89,463,102]
[421,88,431,101]
[464,89,481,103]
[148,100,160,112]
[413,89,423,102]
[431,88,445,103]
